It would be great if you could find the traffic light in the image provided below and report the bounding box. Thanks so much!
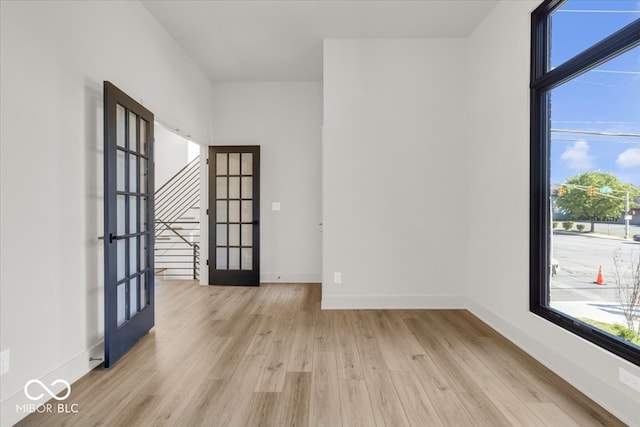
[558,186,565,197]
[588,186,595,196]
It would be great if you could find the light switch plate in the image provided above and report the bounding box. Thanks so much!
[272,202,281,211]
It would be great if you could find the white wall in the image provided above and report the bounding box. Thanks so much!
[466,2,640,425]
[0,1,212,425]
[155,124,190,189]
[322,39,468,308]
[202,82,322,284]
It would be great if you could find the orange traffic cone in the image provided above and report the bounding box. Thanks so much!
[594,265,606,285]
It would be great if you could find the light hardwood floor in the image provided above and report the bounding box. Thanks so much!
[17,280,625,426]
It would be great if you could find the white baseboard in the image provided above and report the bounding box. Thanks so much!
[1,342,104,427]
[465,299,638,427]
[198,273,320,286]
[260,272,321,283]
[321,294,467,309]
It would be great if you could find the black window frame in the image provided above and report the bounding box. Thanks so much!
[530,0,640,366]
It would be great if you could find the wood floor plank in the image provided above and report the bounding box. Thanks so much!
[406,317,513,427]
[15,281,625,427]
[213,353,267,426]
[309,352,342,427]
[313,310,337,353]
[338,379,377,427]
[236,392,280,427]
[255,313,296,392]
[526,402,584,427]
[276,372,311,427]
[363,311,413,371]
[389,370,445,427]
[364,367,411,427]
[481,334,625,427]
[333,311,365,380]
[245,315,276,356]
[287,310,315,372]
[206,314,263,380]
[405,345,482,426]
[350,311,389,372]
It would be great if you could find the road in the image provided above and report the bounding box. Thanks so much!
[550,224,640,325]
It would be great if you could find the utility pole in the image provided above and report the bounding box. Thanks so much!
[625,190,630,239]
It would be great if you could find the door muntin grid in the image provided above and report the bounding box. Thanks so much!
[215,152,254,271]
[114,104,151,327]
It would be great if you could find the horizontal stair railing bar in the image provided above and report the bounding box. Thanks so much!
[154,156,200,280]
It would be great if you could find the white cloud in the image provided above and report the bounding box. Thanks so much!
[561,140,593,170]
[616,148,640,169]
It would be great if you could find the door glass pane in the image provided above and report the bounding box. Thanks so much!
[139,273,146,309]
[216,224,227,246]
[241,177,252,199]
[216,153,227,175]
[141,197,147,231]
[229,177,240,199]
[241,224,253,247]
[130,197,138,234]
[117,195,126,235]
[229,224,240,246]
[130,237,138,274]
[117,239,126,281]
[117,150,125,191]
[117,283,126,327]
[129,277,138,317]
[229,153,240,175]
[140,158,146,194]
[128,112,138,152]
[229,201,240,223]
[229,248,240,270]
[241,153,253,175]
[216,200,227,222]
[129,155,138,193]
[216,177,227,199]
[141,235,147,269]
[140,119,147,156]
[241,248,252,270]
[116,105,126,147]
[216,248,227,269]
[241,201,252,223]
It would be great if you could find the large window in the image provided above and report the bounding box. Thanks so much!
[530,0,640,365]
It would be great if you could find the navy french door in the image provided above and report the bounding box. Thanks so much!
[103,81,155,368]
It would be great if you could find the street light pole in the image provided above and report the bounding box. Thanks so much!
[625,190,630,239]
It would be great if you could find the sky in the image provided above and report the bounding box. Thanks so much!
[549,0,640,185]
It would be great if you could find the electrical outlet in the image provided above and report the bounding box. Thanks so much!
[334,272,342,284]
[0,349,9,375]
[619,368,640,392]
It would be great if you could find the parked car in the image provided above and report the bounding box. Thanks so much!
[633,234,640,242]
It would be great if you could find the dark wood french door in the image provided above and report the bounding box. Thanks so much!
[103,81,155,367]
[209,146,260,286]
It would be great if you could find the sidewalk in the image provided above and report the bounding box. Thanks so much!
[551,300,627,325]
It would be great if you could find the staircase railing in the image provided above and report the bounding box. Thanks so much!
[154,156,200,280]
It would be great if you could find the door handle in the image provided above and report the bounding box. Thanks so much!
[109,233,126,243]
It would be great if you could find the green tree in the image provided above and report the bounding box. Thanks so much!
[556,172,637,233]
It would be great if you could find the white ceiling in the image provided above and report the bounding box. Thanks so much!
[142,0,498,82]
